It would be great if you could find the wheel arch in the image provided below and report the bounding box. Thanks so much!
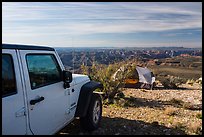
[74,81,103,117]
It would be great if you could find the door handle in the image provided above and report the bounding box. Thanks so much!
[30,96,45,105]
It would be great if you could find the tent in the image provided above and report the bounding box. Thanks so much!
[136,66,155,85]
[136,66,155,89]
[112,65,155,89]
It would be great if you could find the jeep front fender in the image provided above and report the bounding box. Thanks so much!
[75,81,103,117]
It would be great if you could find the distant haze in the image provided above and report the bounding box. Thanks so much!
[2,2,202,48]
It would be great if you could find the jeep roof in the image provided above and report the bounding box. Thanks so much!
[2,43,55,51]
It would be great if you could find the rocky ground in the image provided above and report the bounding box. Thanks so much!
[57,83,202,135]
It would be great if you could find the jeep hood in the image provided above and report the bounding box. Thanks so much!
[72,74,90,84]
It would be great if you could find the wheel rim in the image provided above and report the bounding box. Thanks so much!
[93,100,101,124]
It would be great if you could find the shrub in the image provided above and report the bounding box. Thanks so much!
[196,113,202,119]
[116,92,125,99]
[80,61,137,101]
[158,76,185,89]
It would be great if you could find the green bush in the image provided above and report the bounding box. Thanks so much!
[80,61,137,101]
[196,113,202,119]
[158,76,185,89]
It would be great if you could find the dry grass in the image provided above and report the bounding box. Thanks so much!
[188,122,202,135]
[164,107,179,116]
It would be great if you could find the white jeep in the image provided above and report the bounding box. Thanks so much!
[2,43,103,135]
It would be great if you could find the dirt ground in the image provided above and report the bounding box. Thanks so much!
[57,84,202,135]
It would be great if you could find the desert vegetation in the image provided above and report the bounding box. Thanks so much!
[81,61,138,103]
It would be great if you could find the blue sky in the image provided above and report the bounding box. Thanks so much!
[2,2,202,48]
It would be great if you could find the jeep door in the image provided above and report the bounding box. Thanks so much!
[2,49,27,135]
[19,50,72,135]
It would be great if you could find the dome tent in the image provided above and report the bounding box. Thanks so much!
[112,65,155,89]
[136,66,155,89]
[136,66,155,84]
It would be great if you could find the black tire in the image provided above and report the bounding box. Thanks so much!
[80,93,102,131]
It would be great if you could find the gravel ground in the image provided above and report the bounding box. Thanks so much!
[57,84,202,135]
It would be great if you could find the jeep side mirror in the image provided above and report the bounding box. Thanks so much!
[63,70,72,88]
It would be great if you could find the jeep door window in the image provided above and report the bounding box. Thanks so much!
[2,54,17,97]
[26,54,62,90]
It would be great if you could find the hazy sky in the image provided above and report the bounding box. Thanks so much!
[2,2,202,48]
